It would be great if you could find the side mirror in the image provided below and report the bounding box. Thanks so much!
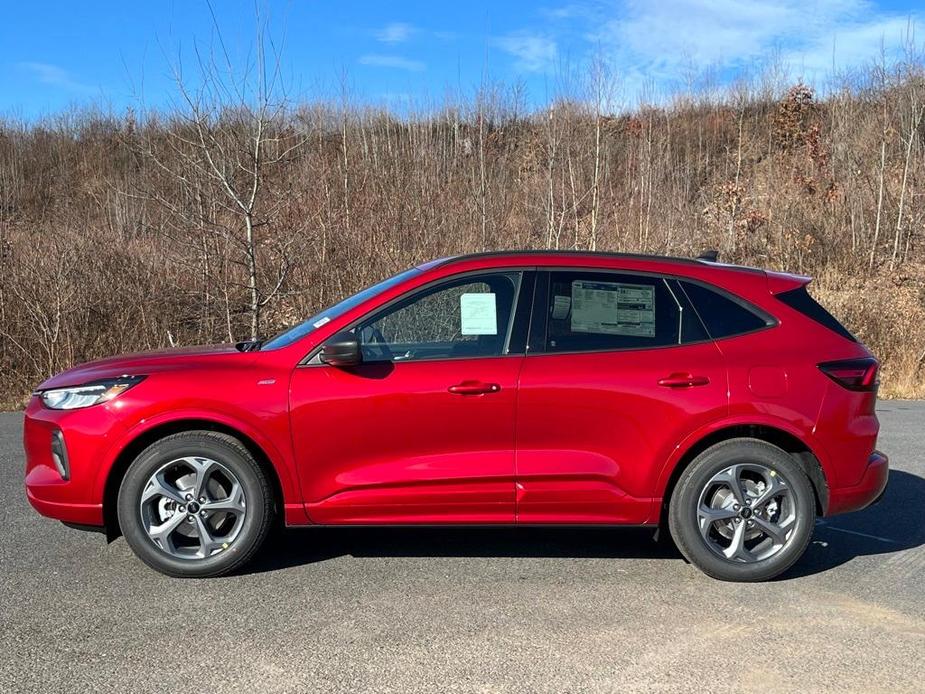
[319,331,362,367]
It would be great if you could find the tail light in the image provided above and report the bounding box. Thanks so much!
[818,357,879,391]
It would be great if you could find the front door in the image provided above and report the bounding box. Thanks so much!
[289,270,532,524]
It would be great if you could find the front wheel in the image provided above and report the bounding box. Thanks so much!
[668,438,816,582]
[117,431,273,578]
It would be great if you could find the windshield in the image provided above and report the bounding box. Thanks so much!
[261,267,422,350]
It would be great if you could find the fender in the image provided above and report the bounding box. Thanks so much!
[652,412,832,504]
[90,406,308,525]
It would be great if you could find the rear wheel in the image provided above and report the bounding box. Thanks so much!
[668,438,816,582]
[117,431,273,578]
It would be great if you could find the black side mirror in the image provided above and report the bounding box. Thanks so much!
[319,331,362,367]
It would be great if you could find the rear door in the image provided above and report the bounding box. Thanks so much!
[514,269,728,524]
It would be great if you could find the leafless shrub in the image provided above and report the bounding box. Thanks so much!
[2,56,925,404]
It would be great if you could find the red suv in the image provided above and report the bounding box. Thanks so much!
[24,252,888,581]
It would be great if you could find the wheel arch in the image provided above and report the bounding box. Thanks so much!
[101,418,288,539]
[657,423,829,527]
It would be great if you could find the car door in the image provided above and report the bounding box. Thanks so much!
[515,269,728,524]
[289,270,533,524]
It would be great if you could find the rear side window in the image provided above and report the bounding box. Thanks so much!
[776,286,856,342]
[543,271,704,352]
[680,281,772,339]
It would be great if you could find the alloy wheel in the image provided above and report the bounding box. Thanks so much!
[696,462,797,563]
[138,456,247,560]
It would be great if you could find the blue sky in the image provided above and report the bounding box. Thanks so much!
[1,0,922,119]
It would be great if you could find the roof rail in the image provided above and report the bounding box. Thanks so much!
[440,249,701,266]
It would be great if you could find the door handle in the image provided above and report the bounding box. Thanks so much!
[448,380,501,395]
[658,373,710,388]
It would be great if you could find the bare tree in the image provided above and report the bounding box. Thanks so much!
[136,8,305,339]
[5,55,925,404]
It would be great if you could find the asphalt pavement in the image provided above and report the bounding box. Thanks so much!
[1,404,924,693]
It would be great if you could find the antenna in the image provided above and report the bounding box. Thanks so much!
[696,249,719,262]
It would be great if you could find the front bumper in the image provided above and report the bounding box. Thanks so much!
[826,450,889,516]
[23,397,124,527]
[26,488,103,525]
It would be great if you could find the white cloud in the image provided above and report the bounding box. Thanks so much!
[358,54,426,72]
[376,22,415,44]
[18,62,95,93]
[538,0,920,94]
[495,32,558,72]
[784,15,917,77]
[540,4,587,20]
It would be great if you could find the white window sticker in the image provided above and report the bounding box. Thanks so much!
[460,293,497,335]
[570,280,655,337]
[551,295,571,320]
[312,316,331,329]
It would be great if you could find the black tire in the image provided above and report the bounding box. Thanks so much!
[117,430,273,578]
[668,438,816,582]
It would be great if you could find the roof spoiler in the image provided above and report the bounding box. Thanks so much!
[766,270,812,294]
[696,249,719,262]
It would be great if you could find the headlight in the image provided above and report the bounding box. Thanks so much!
[39,376,146,410]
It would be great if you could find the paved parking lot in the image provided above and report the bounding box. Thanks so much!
[1,404,923,693]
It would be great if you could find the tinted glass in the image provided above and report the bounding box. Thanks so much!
[356,272,521,362]
[544,271,685,352]
[776,286,856,341]
[673,280,711,344]
[680,281,770,339]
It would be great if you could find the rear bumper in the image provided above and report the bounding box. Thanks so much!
[826,450,889,516]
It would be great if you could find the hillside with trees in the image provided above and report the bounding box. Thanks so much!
[2,58,924,404]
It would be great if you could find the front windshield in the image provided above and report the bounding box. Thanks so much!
[261,267,422,350]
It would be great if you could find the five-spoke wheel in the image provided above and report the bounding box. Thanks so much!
[139,456,247,560]
[696,462,796,563]
[669,438,816,582]
[118,431,273,577]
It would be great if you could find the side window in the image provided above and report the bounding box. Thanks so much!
[679,281,771,339]
[544,271,692,352]
[356,272,521,362]
[775,286,855,341]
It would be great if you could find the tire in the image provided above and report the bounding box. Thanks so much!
[117,430,274,578]
[668,438,815,582]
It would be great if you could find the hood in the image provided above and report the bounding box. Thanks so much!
[35,343,247,391]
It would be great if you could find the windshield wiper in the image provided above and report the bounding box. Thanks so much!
[235,338,265,352]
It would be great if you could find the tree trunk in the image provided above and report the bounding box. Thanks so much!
[245,213,260,339]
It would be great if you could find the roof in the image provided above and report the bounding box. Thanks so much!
[429,250,771,280]
[438,249,704,267]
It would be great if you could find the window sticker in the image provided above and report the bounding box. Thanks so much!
[551,295,571,320]
[570,280,655,337]
[460,293,497,335]
[312,316,331,329]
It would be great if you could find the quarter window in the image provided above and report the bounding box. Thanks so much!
[775,286,855,341]
[355,272,522,362]
[679,281,771,339]
[544,271,697,352]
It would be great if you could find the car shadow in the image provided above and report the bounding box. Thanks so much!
[242,525,681,575]
[241,469,925,579]
[780,468,925,580]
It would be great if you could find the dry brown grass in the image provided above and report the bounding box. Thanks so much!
[814,269,925,398]
[1,66,924,401]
